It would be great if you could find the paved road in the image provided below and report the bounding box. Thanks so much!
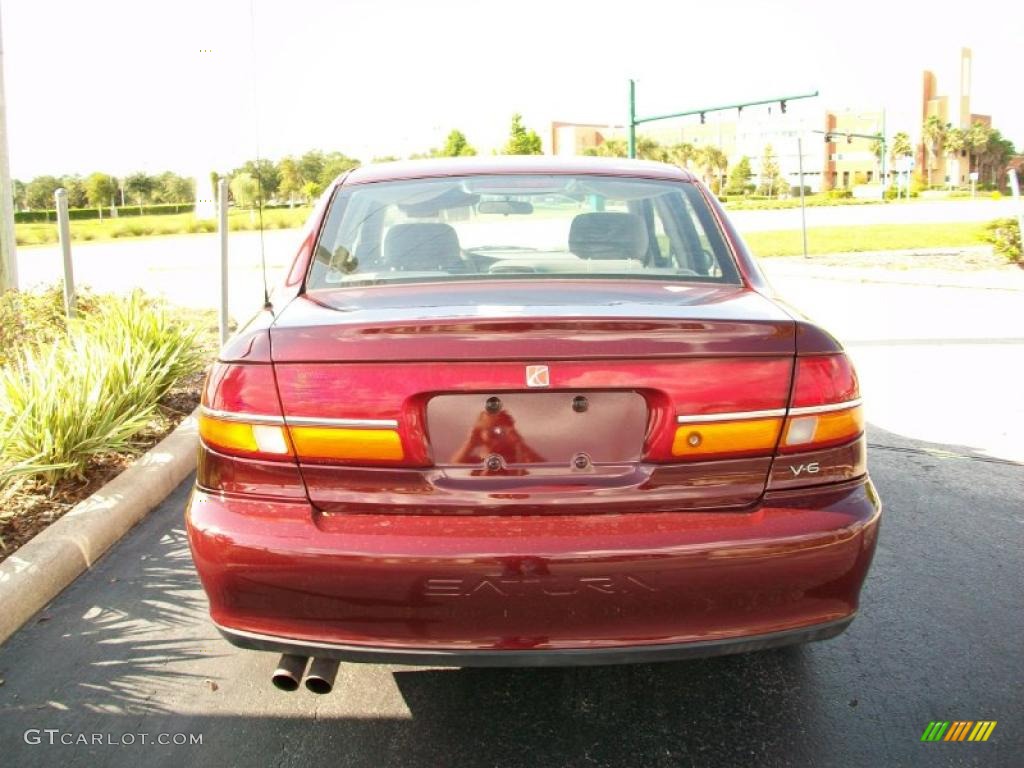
[16,229,297,323]
[1,433,1020,767]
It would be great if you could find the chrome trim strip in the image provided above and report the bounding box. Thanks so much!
[200,406,398,430]
[200,407,285,425]
[677,408,786,424]
[788,399,863,417]
[676,399,862,424]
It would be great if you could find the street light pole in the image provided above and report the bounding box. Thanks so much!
[628,79,637,159]
[0,2,18,292]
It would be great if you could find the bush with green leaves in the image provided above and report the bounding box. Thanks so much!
[0,290,203,485]
[983,218,1022,264]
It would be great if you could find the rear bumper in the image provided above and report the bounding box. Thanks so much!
[215,614,854,667]
[186,477,880,665]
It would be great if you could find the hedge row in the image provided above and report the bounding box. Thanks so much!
[15,203,195,223]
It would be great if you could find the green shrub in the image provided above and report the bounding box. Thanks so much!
[0,291,203,484]
[15,203,194,224]
[826,188,853,199]
[983,218,1022,264]
[990,190,1002,200]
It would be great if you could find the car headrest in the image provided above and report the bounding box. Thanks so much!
[383,223,463,272]
[568,212,649,260]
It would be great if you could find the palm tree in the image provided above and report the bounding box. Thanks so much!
[981,130,1015,185]
[965,122,992,181]
[944,127,965,188]
[695,146,728,193]
[922,116,947,187]
[668,142,696,171]
[889,132,912,163]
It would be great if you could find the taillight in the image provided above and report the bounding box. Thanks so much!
[768,353,866,490]
[779,354,863,453]
[670,413,783,460]
[201,362,409,468]
[197,362,305,498]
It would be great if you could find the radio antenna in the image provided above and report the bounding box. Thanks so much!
[248,0,271,310]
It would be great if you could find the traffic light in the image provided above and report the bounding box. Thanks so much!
[700,112,706,124]
[780,100,787,114]
[847,134,852,144]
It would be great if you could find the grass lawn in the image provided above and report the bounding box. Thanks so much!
[744,222,989,257]
[15,207,313,246]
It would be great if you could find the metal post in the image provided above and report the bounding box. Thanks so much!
[797,136,808,259]
[218,177,229,344]
[0,3,18,292]
[627,79,637,159]
[54,188,75,317]
[879,109,887,192]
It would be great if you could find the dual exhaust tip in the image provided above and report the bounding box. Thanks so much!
[272,654,339,694]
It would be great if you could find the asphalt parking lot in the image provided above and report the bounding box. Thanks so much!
[1,260,1021,767]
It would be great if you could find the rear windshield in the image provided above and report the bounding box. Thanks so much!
[306,174,740,290]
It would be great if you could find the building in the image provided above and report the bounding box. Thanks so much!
[552,47,1001,195]
[918,47,991,187]
[822,110,886,192]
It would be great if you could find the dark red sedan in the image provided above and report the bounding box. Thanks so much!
[186,156,880,693]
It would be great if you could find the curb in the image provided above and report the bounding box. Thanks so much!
[0,408,199,646]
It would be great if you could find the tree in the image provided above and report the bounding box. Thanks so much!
[298,150,326,187]
[234,159,280,201]
[12,179,26,211]
[696,146,728,193]
[85,172,118,217]
[890,131,912,163]
[981,130,1015,186]
[372,155,400,163]
[668,142,696,170]
[441,129,477,157]
[502,113,543,155]
[965,122,991,180]
[124,172,156,208]
[60,176,88,208]
[229,172,260,208]
[301,180,322,202]
[24,176,61,210]
[724,156,753,195]
[922,116,947,187]
[153,172,193,204]
[583,135,666,161]
[758,145,786,198]
[278,157,304,206]
[944,127,965,187]
[317,151,360,188]
[583,138,627,158]
[633,136,665,162]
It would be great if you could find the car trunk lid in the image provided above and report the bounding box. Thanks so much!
[269,281,795,513]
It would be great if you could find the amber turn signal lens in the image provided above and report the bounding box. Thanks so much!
[782,405,864,450]
[287,426,405,462]
[199,414,293,457]
[672,417,783,459]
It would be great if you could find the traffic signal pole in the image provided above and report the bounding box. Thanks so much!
[626,83,819,158]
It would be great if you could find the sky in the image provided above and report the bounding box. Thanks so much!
[2,0,1022,179]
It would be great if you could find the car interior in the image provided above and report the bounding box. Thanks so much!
[308,177,739,288]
